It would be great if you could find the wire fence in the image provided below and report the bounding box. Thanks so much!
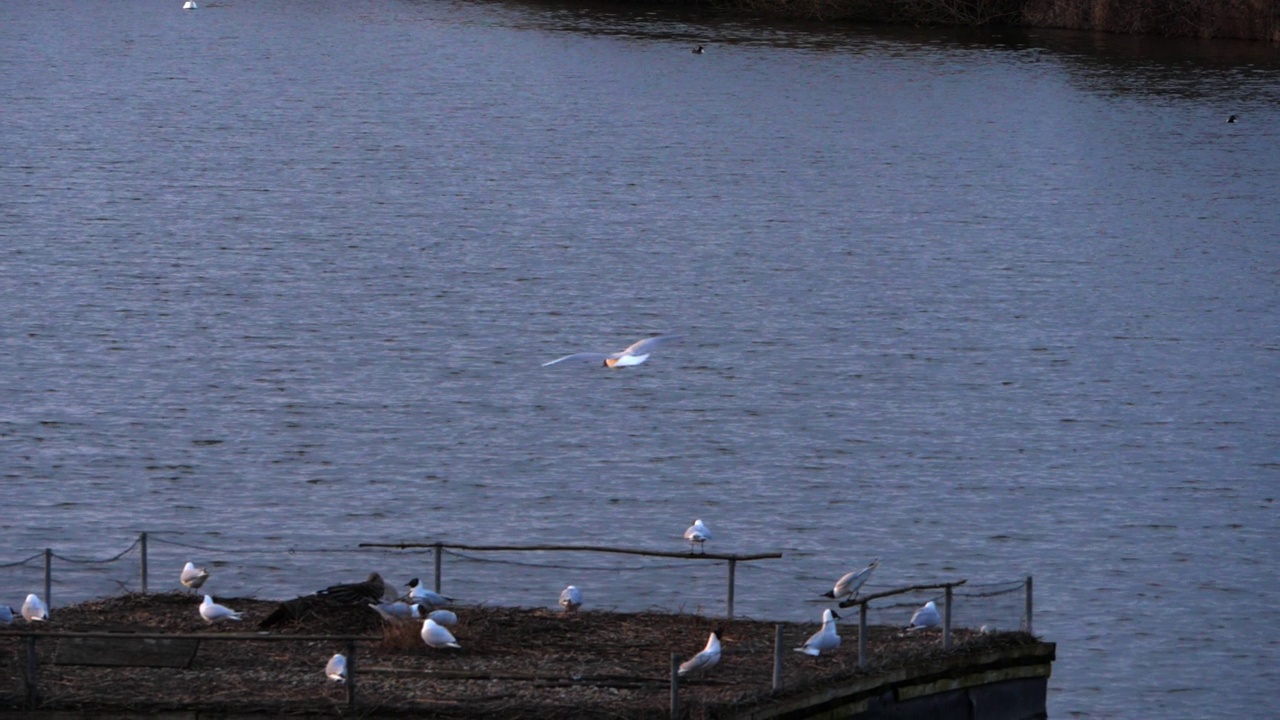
[0,533,1039,716]
[0,532,1033,634]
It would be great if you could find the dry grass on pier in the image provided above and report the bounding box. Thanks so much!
[0,592,1038,718]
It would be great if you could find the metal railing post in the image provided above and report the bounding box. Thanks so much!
[433,543,443,594]
[943,585,953,650]
[24,636,40,708]
[858,602,868,668]
[670,653,680,719]
[1024,576,1033,635]
[772,624,784,692]
[140,532,149,594]
[726,559,737,618]
[346,639,357,707]
[44,549,52,610]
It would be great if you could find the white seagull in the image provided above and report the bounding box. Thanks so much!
[369,600,423,622]
[406,578,454,608]
[421,617,461,649]
[427,609,458,626]
[199,595,243,624]
[325,653,347,683]
[559,585,582,612]
[180,561,210,591]
[907,600,941,631]
[22,594,49,622]
[678,630,722,676]
[0,604,14,624]
[542,335,681,368]
[795,608,841,656]
[822,558,880,603]
[684,519,711,553]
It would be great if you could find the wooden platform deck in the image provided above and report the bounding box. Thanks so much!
[0,592,1052,718]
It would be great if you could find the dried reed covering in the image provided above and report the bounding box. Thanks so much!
[0,592,1040,718]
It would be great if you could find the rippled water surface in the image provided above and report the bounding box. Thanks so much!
[2,0,1278,716]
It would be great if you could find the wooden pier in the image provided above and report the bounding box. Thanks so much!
[0,592,1052,719]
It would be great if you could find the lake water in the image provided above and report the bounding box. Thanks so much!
[2,0,1277,716]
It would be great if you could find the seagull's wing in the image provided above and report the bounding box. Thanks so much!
[620,335,681,356]
[542,352,611,367]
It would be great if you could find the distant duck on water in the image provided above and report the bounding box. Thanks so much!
[693,45,704,54]
[1227,114,1238,123]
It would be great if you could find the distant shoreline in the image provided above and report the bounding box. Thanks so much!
[671,0,1279,42]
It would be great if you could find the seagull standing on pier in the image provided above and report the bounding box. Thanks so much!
[181,561,210,591]
[421,617,461,649]
[325,653,347,683]
[678,630,722,676]
[199,595,243,624]
[369,600,423,622]
[427,609,458,626]
[22,594,48,622]
[0,605,14,624]
[559,585,582,612]
[823,558,879,604]
[795,608,841,656]
[406,578,454,608]
[684,519,711,553]
[907,600,941,631]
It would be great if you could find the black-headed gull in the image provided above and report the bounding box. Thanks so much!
[823,558,879,603]
[684,519,711,553]
[325,653,347,683]
[0,605,14,624]
[907,600,941,631]
[200,595,243,623]
[795,608,841,656]
[421,617,461,649]
[181,561,210,591]
[542,335,681,368]
[559,585,582,612]
[22,594,48,622]
[678,630,722,676]
[406,578,454,608]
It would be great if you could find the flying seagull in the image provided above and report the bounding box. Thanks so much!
[542,335,681,368]
[678,630,722,676]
